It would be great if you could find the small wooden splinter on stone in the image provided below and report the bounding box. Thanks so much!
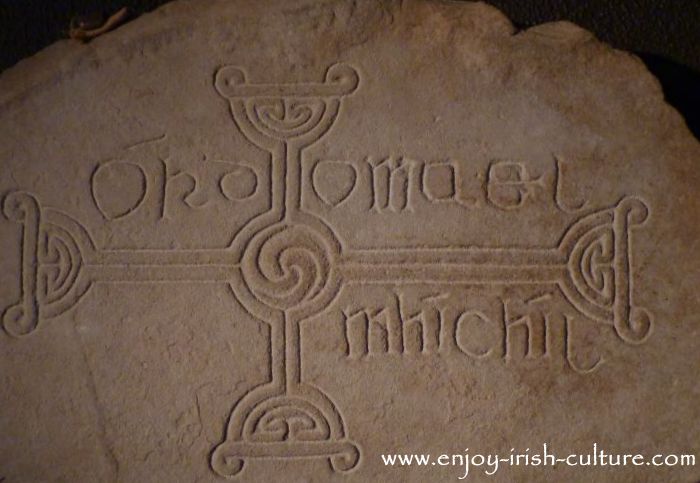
[69,7,129,42]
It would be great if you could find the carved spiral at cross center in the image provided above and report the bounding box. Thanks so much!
[239,220,340,316]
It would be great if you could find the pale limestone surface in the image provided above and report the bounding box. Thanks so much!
[0,1,698,482]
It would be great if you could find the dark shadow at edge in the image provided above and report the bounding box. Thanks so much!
[638,53,700,141]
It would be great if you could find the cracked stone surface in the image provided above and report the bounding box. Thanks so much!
[0,1,698,482]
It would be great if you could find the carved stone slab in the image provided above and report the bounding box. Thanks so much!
[0,1,698,482]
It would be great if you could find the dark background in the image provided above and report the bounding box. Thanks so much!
[0,0,698,138]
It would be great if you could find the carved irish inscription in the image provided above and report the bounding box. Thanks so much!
[308,154,586,213]
[2,64,652,478]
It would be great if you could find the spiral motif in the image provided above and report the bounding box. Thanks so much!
[568,224,614,310]
[330,444,361,473]
[241,223,335,312]
[245,396,331,442]
[251,98,325,140]
[615,306,652,344]
[210,449,244,478]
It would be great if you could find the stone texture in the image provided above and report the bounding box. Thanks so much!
[0,1,698,482]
